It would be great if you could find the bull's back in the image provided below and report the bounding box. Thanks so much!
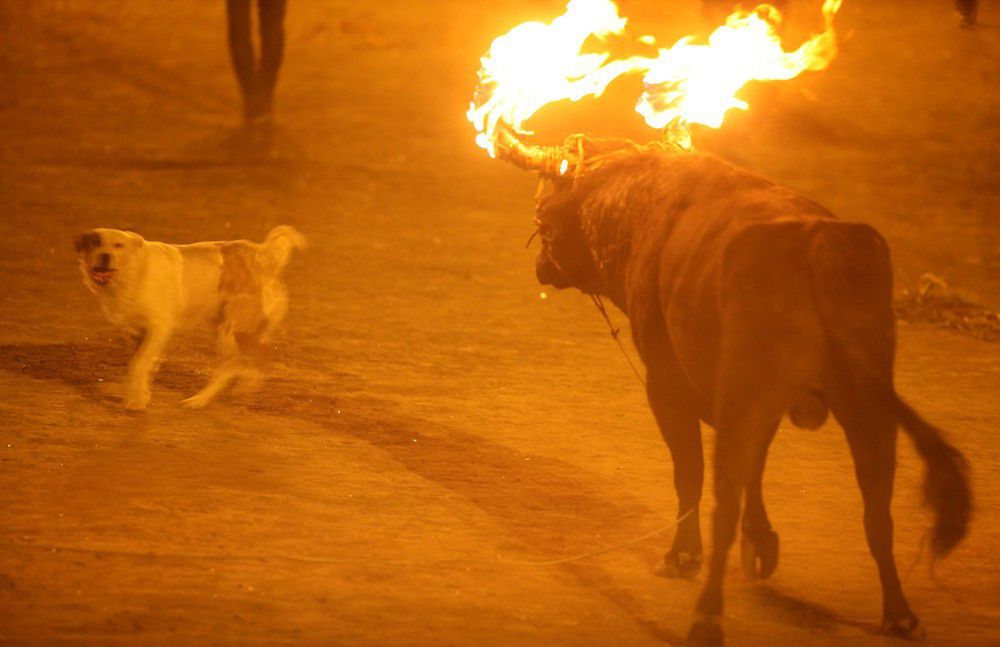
[648,155,837,400]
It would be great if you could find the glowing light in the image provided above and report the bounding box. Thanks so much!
[468,0,843,151]
[466,0,641,156]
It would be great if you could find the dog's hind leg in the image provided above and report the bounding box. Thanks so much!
[182,330,242,409]
[232,283,285,394]
[232,328,274,395]
[233,366,265,394]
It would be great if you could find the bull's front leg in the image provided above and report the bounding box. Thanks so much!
[646,364,704,579]
[124,323,172,410]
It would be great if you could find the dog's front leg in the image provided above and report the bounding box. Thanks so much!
[125,324,172,410]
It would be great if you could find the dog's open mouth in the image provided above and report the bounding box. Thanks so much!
[90,267,115,286]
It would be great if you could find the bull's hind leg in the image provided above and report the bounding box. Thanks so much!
[687,407,779,646]
[740,424,780,581]
[831,391,921,638]
[647,367,704,579]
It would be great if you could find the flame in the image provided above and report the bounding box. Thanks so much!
[637,1,842,149]
[466,0,638,156]
[468,0,843,152]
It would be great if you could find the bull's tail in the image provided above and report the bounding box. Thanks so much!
[809,221,971,558]
[892,395,971,556]
[259,225,306,273]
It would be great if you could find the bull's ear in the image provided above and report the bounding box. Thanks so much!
[126,231,145,249]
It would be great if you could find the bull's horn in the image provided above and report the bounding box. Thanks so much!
[495,121,576,179]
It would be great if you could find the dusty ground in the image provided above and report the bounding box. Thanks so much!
[0,1,998,645]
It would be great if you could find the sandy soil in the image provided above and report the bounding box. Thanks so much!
[0,1,998,645]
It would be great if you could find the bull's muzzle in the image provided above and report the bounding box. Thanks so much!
[535,255,569,289]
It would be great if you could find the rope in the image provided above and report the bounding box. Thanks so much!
[0,509,694,568]
[507,507,693,566]
[902,530,929,582]
[590,294,646,388]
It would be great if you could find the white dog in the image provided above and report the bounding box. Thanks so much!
[75,226,305,409]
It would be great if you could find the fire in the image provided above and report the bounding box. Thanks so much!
[466,0,639,156]
[468,0,843,152]
[637,1,842,148]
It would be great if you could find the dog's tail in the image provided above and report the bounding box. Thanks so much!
[259,226,306,273]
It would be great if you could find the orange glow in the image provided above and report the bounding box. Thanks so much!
[468,0,843,151]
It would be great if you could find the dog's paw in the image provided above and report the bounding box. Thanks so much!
[181,393,211,409]
[124,390,151,411]
[233,370,265,395]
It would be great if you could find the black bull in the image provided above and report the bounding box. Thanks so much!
[530,148,971,644]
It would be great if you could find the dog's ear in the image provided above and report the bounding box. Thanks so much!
[74,231,99,254]
[126,231,145,249]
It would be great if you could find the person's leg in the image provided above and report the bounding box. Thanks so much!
[256,0,288,119]
[956,0,979,27]
[226,0,262,121]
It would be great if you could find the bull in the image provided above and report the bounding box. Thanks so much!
[497,126,971,644]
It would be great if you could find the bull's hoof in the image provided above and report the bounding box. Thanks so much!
[686,618,724,646]
[881,613,925,641]
[654,550,702,579]
[740,529,779,581]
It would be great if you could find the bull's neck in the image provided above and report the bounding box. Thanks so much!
[582,217,633,315]
[585,278,627,314]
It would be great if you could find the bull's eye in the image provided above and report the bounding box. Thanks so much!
[114,242,124,249]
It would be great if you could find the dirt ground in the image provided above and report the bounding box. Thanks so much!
[1,1,998,645]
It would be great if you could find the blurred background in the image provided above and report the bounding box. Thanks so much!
[0,1,997,645]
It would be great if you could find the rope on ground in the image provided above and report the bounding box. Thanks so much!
[0,509,694,569]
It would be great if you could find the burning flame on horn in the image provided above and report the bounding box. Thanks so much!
[467,0,843,158]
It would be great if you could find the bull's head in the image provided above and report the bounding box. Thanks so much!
[497,123,632,295]
[532,180,605,293]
